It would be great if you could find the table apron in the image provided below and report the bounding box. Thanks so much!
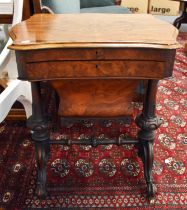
[16,60,171,81]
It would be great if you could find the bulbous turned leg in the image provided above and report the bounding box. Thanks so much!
[135,80,162,202]
[27,82,50,198]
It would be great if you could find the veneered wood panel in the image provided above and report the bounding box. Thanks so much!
[23,60,166,81]
[22,48,173,62]
[50,79,139,117]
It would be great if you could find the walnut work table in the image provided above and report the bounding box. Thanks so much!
[9,14,179,202]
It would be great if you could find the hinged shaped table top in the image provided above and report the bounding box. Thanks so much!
[9,13,179,50]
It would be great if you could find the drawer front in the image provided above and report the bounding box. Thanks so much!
[21,60,166,81]
[23,48,172,62]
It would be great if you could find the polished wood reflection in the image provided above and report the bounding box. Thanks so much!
[9,14,179,50]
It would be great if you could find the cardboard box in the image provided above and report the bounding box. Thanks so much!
[121,0,149,14]
[149,0,180,16]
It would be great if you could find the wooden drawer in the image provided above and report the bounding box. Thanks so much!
[20,60,167,81]
[22,48,172,62]
[15,48,176,81]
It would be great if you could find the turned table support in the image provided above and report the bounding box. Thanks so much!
[136,80,162,201]
[27,82,50,198]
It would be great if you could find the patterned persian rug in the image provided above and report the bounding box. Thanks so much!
[0,33,187,210]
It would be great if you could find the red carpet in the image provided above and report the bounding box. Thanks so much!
[0,33,187,210]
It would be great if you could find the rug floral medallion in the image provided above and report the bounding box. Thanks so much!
[0,34,186,210]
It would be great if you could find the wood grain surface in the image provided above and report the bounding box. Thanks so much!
[9,14,179,50]
[12,13,178,118]
[50,79,139,117]
[15,48,175,81]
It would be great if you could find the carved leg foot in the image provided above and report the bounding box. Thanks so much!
[36,181,47,199]
[28,118,50,198]
[135,80,162,201]
[27,82,50,198]
[136,114,161,201]
[141,139,157,202]
[136,138,157,204]
[147,182,157,204]
[35,141,49,198]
